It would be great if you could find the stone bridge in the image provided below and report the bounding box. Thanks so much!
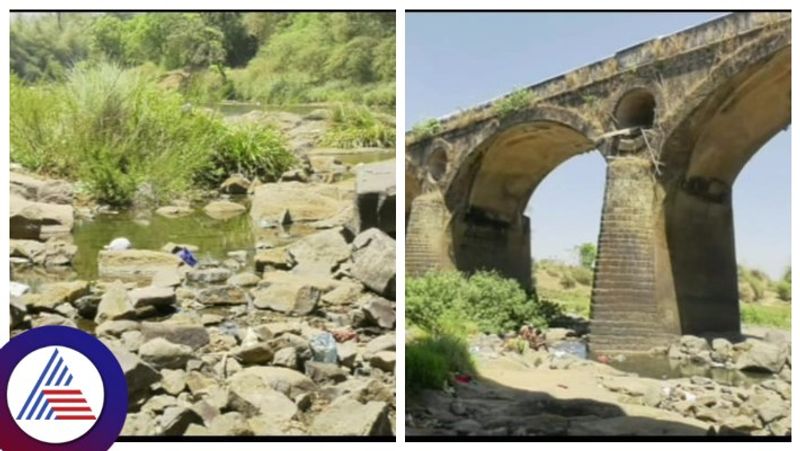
[405,12,791,352]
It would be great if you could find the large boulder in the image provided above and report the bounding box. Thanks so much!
[229,366,315,399]
[227,370,298,420]
[10,172,73,204]
[734,339,789,373]
[196,285,250,306]
[220,175,251,195]
[350,229,395,299]
[10,239,77,266]
[105,341,161,406]
[128,286,176,310]
[10,195,74,240]
[141,321,210,350]
[287,227,351,276]
[252,277,321,315]
[95,281,135,323]
[352,160,395,237]
[139,338,193,369]
[309,397,392,436]
[98,250,182,280]
[21,280,90,312]
[250,182,350,224]
[203,200,246,220]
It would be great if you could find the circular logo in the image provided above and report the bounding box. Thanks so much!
[0,326,127,451]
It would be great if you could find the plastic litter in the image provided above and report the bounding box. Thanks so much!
[454,374,472,384]
[104,237,131,251]
[310,332,338,363]
[10,281,30,297]
[177,247,198,267]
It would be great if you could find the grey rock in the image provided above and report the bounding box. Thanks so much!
[161,406,203,436]
[350,229,396,299]
[196,285,250,306]
[141,322,210,350]
[310,397,392,436]
[139,338,193,369]
[305,361,348,384]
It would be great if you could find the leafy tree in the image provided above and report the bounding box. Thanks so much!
[575,242,597,269]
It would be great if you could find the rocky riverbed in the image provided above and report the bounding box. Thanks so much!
[10,118,397,436]
[407,328,790,437]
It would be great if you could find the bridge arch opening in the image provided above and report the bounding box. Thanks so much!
[661,46,790,336]
[447,117,600,291]
[427,146,448,182]
[525,152,606,312]
[615,88,656,129]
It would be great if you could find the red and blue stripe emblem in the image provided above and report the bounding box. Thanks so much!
[15,348,96,421]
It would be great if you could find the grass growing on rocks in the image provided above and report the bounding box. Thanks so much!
[318,103,395,149]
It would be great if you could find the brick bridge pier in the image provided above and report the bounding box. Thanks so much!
[405,13,791,352]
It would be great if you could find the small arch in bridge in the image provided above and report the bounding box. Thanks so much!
[427,147,448,182]
[615,89,656,129]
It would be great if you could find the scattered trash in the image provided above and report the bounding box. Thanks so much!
[331,329,357,343]
[10,281,30,297]
[177,247,198,267]
[596,354,610,364]
[454,373,472,384]
[104,237,131,251]
[310,332,338,363]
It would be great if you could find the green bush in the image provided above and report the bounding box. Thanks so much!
[493,88,535,117]
[318,103,394,148]
[409,119,442,140]
[198,125,295,187]
[11,63,294,206]
[777,281,791,302]
[406,334,475,392]
[407,270,554,336]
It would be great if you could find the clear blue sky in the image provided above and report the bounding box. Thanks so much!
[407,12,791,279]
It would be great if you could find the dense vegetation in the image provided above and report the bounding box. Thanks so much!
[406,270,562,392]
[534,253,791,329]
[11,12,395,106]
[10,12,395,205]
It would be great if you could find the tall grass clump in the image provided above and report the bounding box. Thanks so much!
[198,125,295,187]
[406,335,475,392]
[11,63,295,206]
[319,103,395,148]
[493,88,536,117]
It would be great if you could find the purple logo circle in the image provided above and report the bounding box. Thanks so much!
[0,326,128,450]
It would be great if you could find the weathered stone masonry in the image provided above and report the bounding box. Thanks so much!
[405,12,791,352]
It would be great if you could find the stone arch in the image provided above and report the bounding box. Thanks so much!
[443,105,601,215]
[657,37,790,336]
[442,105,603,290]
[614,88,658,129]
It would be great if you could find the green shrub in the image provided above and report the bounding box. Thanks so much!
[319,103,394,148]
[493,88,535,117]
[407,270,554,336]
[198,125,295,187]
[776,281,791,302]
[11,62,293,206]
[410,119,442,140]
[406,334,475,392]
[11,63,222,205]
